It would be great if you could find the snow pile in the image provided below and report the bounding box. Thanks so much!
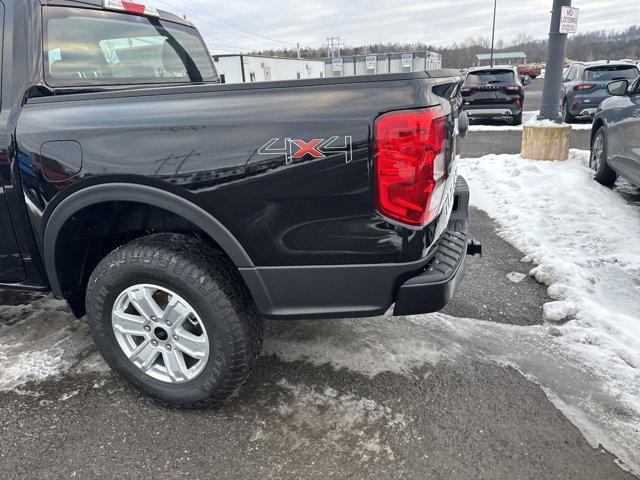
[0,296,106,390]
[469,111,593,131]
[525,118,571,128]
[460,150,640,412]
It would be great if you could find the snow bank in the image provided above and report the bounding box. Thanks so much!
[469,111,593,131]
[0,297,107,391]
[460,150,640,415]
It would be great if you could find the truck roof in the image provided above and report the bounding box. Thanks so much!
[42,0,193,27]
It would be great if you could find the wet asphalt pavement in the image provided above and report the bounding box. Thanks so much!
[0,79,637,480]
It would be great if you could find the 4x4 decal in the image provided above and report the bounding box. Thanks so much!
[258,136,353,165]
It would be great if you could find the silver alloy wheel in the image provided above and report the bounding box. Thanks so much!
[111,284,209,384]
[591,133,604,171]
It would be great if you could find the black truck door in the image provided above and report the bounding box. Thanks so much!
[0,1,25,283]
[0,158,25,283]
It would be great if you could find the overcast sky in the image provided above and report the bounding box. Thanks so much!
[152,0,638,53]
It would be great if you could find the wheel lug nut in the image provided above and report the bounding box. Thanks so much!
[166,321,172,327]
[151,316,157,322]
[173,335,179,341]
[151,340,158,347]
[166,345,172,351]
[144,326,151,332]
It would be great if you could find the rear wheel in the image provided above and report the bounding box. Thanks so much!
[562,99,575,123]
[512,111,523,126]
[590,127,617,187]
[86,233,263,408]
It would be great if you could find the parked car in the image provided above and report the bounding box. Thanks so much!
[0,0,479,407]
[590,78,640,187]
[461,65,526,125]
[518,65,542,79]
[561,61,639,123]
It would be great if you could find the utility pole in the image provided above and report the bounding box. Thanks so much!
[540,0,572,121]
[325,37,343,58]
[490,0,497,67]
[296,43,301,59]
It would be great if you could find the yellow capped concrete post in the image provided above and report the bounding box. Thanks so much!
[521,123,572,161]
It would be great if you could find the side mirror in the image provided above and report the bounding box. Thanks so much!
[607,79,629,96]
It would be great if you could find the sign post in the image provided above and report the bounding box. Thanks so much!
[539,0,576,121]
[524,0,576,161]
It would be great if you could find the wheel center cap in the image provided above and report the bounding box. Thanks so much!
[154,327,169,342]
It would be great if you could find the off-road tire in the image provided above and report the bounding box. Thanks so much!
[591,127,617,187]
[86,233,264,408]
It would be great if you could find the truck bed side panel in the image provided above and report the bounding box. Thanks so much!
[17,77,453,267]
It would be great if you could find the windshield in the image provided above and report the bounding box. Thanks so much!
[584,65,639,81]
[43,7,217,88]
[465,69,515,85]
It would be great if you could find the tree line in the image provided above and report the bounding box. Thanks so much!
[251,26,640,68]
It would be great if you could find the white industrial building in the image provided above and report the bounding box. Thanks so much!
[212,54,325,84]
[325,51,443,78]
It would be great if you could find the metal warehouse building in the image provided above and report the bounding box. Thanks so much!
[475,51,527,67]
[325,51,442,77]
[212,54,325,84]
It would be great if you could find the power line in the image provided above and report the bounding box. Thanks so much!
[153,0,257,51]
[178,0,298,48]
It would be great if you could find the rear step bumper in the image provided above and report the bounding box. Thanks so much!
[464,107,518,117]
[242,176,480,320]
[393,176,479,315]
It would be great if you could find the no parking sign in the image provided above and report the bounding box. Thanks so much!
[559,6,579,34]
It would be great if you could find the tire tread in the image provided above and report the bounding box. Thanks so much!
[86,233,264,409]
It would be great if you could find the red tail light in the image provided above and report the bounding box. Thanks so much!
[573,83,596,91]
[374,106,447,227]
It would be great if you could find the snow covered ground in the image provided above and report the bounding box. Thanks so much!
[0,297,107,392]
[1,150,639,473]
[460,149,640,470]
[469,111,593,131]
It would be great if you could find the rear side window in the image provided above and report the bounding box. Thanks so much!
[584,65,639,81]
[43,7,217,87]
[465,69,515,85]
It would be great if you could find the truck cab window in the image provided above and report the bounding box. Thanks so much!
[43,7,217,87]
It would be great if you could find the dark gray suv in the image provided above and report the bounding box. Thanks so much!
[590,77,640,187]
[561,61,639,123]
[461,66,526,125]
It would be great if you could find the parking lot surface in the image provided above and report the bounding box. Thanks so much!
[1,79,638,480]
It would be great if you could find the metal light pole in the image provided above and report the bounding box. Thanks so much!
[490,0,497,67]
[540,0,572,121]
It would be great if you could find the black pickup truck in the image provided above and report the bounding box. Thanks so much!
[0,0,478,406]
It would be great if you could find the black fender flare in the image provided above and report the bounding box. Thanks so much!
[43,182,255,298]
